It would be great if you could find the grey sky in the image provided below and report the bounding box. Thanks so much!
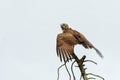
[0,0,120,80]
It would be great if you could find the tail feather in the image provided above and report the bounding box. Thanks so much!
[93,47,104,58]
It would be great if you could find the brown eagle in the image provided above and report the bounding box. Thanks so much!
[56,23,103,62]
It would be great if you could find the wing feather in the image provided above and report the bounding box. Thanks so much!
[58,48,62,62]
[56,34,74,62]
[60,48,66,62]
[63,49,69,62]
[71,29,104,58]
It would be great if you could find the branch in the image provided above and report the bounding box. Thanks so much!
[57,62,71,80]
[57,63,65,80]
[88,77,96,80]
[84,60,97,65]
[87,73,105,80]
[71,60,76,80]
[72,53,88,80]
[57,54,104,80]
[64,63,71,80]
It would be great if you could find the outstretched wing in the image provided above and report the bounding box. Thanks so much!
[56,34,74,62]
[72,29,104,58]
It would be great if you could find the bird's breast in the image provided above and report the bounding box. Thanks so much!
[63,33,78,45]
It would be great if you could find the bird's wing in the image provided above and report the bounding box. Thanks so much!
[56,34,74,62]
[69,29,91,48]
[72,29,104,58]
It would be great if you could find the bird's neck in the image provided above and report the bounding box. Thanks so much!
[63,28,72,33]
[63,29,68,33]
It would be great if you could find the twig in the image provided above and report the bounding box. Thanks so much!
[88,77,96,80]
[84,60,97,65]
[71,60,76,80]
[87,73,105,80]
[57,63,66,80]
[57,62,71,80]
[64,63,71,80]
[80,75,82,80]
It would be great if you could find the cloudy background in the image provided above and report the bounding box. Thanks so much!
[0,0,120,80]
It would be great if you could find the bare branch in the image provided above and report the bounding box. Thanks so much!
[72,54,88,80]
[57,62,71,80]
[88,77,96,80]
[57,54,104,80]
[64,63,71,80]
[87,73,105,80]
[80,75,82,80]
[71,61,76,80]
[84,60,97,65]
[57,63,66,80]
[84,68,87,70]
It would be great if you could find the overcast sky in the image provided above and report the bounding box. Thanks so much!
[0,0,120,80]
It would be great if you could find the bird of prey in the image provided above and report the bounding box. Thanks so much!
[56,23,103,62]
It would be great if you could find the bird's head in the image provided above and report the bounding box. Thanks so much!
[60,23,69,31]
